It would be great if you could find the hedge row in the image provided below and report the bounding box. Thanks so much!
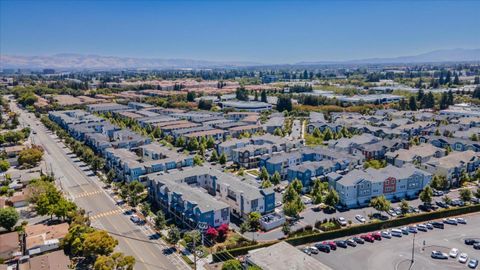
[212,241,278,262]
[286,204,480,246]
[212,204,480,261]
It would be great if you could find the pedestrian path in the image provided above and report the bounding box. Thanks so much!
[90,208,124,220]
[74,190,103,199]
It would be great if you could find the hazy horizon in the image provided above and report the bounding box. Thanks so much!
[1,0,480,64]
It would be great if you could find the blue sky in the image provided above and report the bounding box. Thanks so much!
[1,0,479,64]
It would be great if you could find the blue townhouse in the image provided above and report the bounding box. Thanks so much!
[287,160,348,190]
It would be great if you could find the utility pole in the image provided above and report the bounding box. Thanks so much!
[193,234,197,270]
[411,232,416,263]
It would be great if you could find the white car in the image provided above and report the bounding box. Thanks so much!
[337,217,348,226]
[355,215,366,223]
[449,248,459,258]
[459,253,469,263]
[308,246,319,254]
[456,218,467,224]
[381,231,392,239]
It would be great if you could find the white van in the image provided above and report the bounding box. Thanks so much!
[391,229,402,237]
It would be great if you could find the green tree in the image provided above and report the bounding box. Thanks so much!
[193,155,203,166]
[400,199,409,215]
[219,153,227,165]
[167,226,181,245]
[276,95,293,112]
[291,178,303,194]
[206,136,215,149]
[0,160,10,172]
[94,253,136,270]
[323,128,334,141]
[270,172,281,186]
[154,210,166,230]
[186,91,196,102]
[261,90,267,103]
[459,188,472,202]
[83,230,118,258]
[247,212,261,230]
[409,96,417,111]
[0,207,19,231]
[261,179,273,188]
[127,181,145,206]
[283,195,304,217]
[187,138,199,151]
[310,179,324,204]
[369,195,391,215]
[210,150,219,162]
[474,188,480,199]
[312,127,322,138]
[222,259,242,270]
[442,195,452,205]
[419,185,433,205]
[183,230,201,248]
[324,188,340,210]
[273,127,284,137]
[259,167,269,181]
[17,146,44,167]
[235,87,249,101]
[281,222,291,235]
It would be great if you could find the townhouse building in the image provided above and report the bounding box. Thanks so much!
[385,144,446,167]
[143,167,275,227]
[333,165,432,208]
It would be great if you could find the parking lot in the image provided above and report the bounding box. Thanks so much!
[305,212,480,270]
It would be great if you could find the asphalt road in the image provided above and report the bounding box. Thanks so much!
[12,101,187,270]
[307,212,480,270]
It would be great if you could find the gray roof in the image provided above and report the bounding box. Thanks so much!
[247,241,332,270]
[337,164,430,186]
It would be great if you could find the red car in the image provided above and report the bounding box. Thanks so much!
[360,234,374,243]
[371,232,382,241]
[322,241,337,250]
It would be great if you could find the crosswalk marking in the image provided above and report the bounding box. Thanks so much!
[74,190,103,199]
[90,208,124,220]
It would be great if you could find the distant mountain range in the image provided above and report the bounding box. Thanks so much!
[1,48,480,70]
[0,53,261,70]
[295,48,480,65]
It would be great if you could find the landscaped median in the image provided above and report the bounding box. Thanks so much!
[212,203,480,262]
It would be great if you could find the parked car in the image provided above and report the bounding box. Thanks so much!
[337,217,348,226]
[419,204,432,212]
[408,226,418,233]
[391,229,403,237]
[302,247,312,255]
[393,207,402,216]
[308,246,319,254]
[474,243,480,250]
[436,201,449,208]
[433,189,444,196]
[459,253,469,263]
[425,223,434,230]
[465,239,480,245]
[381,231,392,239]
[471,197,480,204]
[360,234,374,243]
[417,224,428,232]
[387,209,397,217]
[456,218,467,224]
[449,248,459,258]
[335,240,348,248]
[443,218,458,225]
[468,259,478,269]
[315,243,331,253]
[400,226,409,235]
[371,232,382,241]
[322,241,337,250]
[355,215,366,223]
[353,237,365,244]
[130,215,141,224]
[431,221,444,229]
[346,239,357,247]
[431,250,448,259]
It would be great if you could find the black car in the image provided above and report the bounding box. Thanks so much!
[335,240,348,248]
[465,239,480,245]
[431,221,444,229]
[474,243,480,250]
[315,244,331,253]
[352,237,365,244]
[419,204,432,212]
[436,201,448,209]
